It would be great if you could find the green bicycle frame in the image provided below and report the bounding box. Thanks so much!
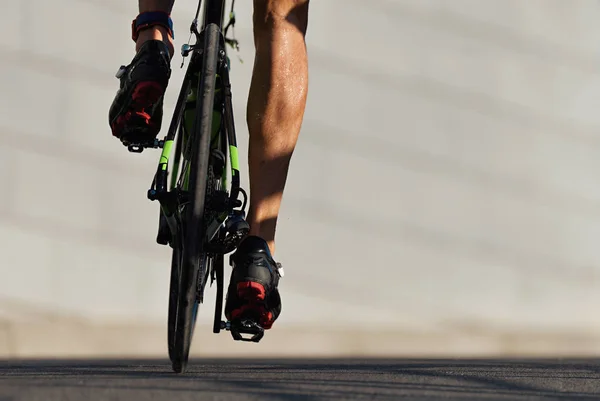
[147,0,245,246]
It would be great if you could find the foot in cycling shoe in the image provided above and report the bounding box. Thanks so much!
[224,236,283,330]
[108,40,171,146]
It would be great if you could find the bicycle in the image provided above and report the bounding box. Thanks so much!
[124,0,262,374]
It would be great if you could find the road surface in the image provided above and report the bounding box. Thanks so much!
[1,358,599,400]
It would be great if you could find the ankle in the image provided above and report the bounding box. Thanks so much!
[247,229,275,255]
[136,26,174,58]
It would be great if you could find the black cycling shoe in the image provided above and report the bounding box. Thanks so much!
[108,40,171,146]
[225,236,284,329]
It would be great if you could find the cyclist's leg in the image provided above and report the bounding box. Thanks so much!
[108,0,175,144]
[246,0,310,255]
[137,0,175,56]
[225,0,309,330]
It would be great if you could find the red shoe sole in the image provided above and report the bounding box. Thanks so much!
[230,281,274,329]
[236,281,266,302]
[111,81,164,138]
[131,81,164,106]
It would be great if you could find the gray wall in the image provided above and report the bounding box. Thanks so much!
[2,0,600,356]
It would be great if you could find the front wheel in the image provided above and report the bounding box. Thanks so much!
[169,23,222,374]
[167,237,181,363]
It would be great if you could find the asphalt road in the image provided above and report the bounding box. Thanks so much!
[1,358,600,400]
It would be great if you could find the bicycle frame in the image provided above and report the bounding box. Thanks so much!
[147,0,246,249]
[124,0,262,373]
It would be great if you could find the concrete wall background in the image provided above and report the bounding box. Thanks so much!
[1,0,600,357]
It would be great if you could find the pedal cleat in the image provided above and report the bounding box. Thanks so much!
[226,319,264,343]
[126,138,164,153]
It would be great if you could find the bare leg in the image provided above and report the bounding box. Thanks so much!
[136,0,175,56]
[246,0,310,255]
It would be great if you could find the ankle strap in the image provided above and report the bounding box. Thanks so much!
[131,11,174,42]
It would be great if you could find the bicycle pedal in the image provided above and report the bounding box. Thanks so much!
[207,214,249,254]
[223,319,264,343]
[125,138,165,153]
[208,229,248,254]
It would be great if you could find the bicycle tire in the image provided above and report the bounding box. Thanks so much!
[171,22,221,374]
[167,237,181,362]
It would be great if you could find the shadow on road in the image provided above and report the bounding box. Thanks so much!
[0,358,600,400]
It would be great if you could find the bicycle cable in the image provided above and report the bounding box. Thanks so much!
[193,0,202,29]
[224,0,235,39]
[224,0,243,63]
